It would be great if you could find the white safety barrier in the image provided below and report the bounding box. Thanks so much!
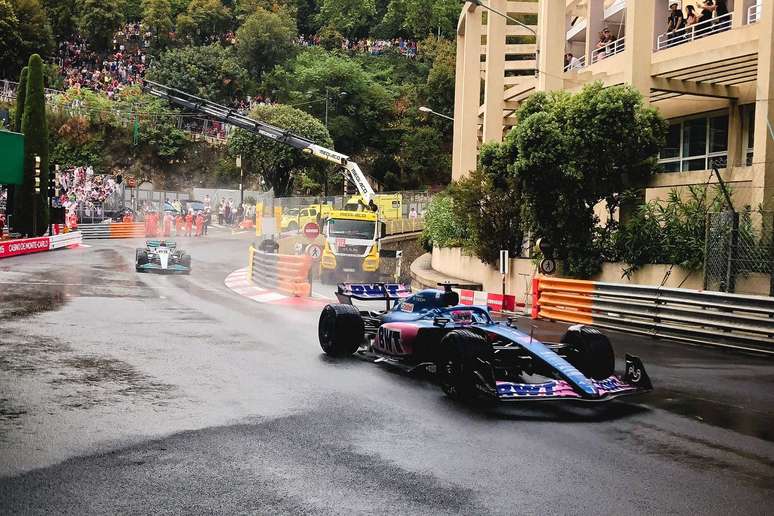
[49,231,83,250]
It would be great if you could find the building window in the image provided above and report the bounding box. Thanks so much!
[658,113,728,172]
[743,105,755,166]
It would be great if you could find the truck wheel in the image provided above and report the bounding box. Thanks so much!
[135,249,148,271]
[287,221,298,232]
[319,304,364,356]
[561,325,615,380]
[435,329,493,401]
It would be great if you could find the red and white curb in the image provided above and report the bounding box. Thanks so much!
[224,268,325,307]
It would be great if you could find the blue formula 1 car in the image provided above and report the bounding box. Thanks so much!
[318,283,652,402]
[135,240,191,274]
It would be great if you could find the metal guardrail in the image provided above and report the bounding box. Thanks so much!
[49,231,83,249]
[384,218,425,236]
[535,277,774,354]
[748,2,762,23]
[656,13,733,51]
[591,37,625,63]
[78,222,145,239]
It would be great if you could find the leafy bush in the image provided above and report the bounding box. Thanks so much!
[511,83,667,278]
[421,194,466,250]
[449,143,523,265]
[614,185,727,276]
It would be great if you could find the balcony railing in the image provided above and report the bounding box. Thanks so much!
[656,12,733,51]
[563,55,586,72]
[591,37,625,63]
[748,2,762,24]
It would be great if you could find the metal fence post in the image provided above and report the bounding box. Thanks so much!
[770,216,774,297]
[703,213,710,290]
[725,212,739,293]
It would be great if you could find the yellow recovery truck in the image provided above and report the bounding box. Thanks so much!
[144,80,390,282]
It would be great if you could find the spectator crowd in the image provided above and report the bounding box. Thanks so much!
[665,0,730,45]
[55,165,119,221]
[297,35,419,57]
[56,23,150,100]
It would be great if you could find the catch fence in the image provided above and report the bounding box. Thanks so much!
[704,211,773,295]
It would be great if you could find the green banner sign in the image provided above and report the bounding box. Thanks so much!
[0,131,24,185]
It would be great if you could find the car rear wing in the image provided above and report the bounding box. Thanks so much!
[146,240,177,248]
[336,283,411,309]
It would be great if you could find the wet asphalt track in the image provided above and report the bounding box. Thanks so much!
[0,230,772,515]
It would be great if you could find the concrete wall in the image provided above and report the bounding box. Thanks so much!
[431,247,537,304]
[429,246,771,297]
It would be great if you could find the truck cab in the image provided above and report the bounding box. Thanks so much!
[320,210,384,283]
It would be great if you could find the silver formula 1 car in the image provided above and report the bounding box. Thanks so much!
[135,240,191,274]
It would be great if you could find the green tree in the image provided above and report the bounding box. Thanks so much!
[77,0,125,52]
[263,48,394,157]
[14,54,49,236]
[396,125,450,186]
[169,0,190,18]
[235,7,297,80]
[511,83,667,277]
[41,0,78,41]
[146,44,251,103]
[10,0,54,71]
[13,66,28,132]
[142,0,174,45]
[123,0,144,20]
[449,140,523,265]
[176,0,230,45]
[381,0,459,38]
[316,0,376,38]
[421,36,455,120]
[228,103,333,196]
[0,0,22,76]
[421,194,467,249]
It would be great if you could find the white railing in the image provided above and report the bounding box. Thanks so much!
[563,55,586,72]
[591,37,625,63]
[748,2,762,23]
[1,79,63,100]
[656,12,733,51]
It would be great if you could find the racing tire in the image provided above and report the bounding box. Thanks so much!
[180,253,192,274]
[318,304,365,356]
[135,249,148,272]
[560,325,615,380]
[319,269,335,285]
[435,329,493,401]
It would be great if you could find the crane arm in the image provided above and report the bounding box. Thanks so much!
[142,80,377,204]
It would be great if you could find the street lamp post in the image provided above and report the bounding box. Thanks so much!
[419,106,454,121]
[468,0,539,78]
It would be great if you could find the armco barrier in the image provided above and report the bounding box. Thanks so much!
[78,222,145,239]
[249,246,312,297]
[49,231,83,250]
[534,277,774,354]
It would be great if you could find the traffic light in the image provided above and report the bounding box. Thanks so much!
[34,155,41,194]
[48,175,56,198]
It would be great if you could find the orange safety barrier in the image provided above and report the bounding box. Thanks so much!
[533,277,596,325]
[109,223,146,238]
[250,247,313,297]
